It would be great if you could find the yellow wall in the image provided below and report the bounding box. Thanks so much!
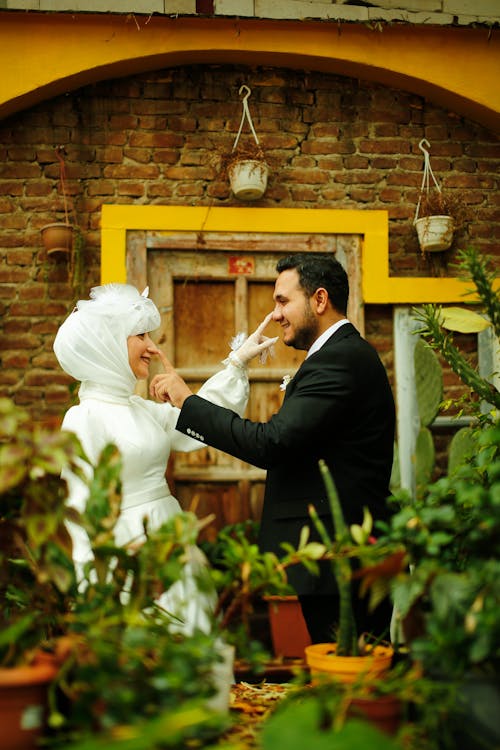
[1,13,499,132]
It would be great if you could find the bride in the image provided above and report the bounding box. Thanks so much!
[53,282,276,635]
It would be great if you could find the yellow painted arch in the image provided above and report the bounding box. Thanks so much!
[1,12,499,132]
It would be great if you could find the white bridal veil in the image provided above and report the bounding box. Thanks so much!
[53,284,161,398]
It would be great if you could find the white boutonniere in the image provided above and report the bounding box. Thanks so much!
[280,374,292,391]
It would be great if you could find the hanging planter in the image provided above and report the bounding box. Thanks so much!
[41,146,75,257]
[228,159,269,201]
[41,222,74,255]
[414,214,454,254]
[222,85,269,201]
[413,139,463,255]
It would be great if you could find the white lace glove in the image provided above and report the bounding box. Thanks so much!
[225,313,278,369]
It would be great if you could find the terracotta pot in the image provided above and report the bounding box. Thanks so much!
[348,694,402,735]
[0,660,58,750]
[304,642,394,684]
[264,595,311,658]
[228,159,269,200]
[414,215,454,253]
[40,222,73,255]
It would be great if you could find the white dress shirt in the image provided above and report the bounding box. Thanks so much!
[306,318,350,359]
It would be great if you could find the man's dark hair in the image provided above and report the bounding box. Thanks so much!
[276,253,349,314]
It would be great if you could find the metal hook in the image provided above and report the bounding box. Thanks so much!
[238,85,252,102]
[418,138,431,156]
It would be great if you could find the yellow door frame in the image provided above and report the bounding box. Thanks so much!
[101,205,483,304]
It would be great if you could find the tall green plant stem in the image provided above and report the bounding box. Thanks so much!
[312,460,357,655]
[414,305,500,411]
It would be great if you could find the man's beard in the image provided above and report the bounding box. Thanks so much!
[286,303,319,351]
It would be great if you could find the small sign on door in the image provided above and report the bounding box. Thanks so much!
[228,256,255,275]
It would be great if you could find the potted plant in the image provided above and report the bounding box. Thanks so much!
[218,85,270,201]
[377,245,500,747]
[263,591,312,660]
[202,519,324,678]
[260,659,455,749]
[413,139,466,254]
[0,397,233,748]
[304,461,394,684]
[0,397,83,750]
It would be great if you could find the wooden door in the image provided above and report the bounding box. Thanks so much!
[127,231,363,541]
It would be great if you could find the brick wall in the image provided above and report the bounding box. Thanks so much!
[0,65,498,420]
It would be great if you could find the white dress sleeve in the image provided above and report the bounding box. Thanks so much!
[144,361,249,452]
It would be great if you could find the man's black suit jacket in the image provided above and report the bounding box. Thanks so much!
[177,323,396,596]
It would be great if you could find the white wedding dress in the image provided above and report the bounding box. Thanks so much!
[61,364,249,635]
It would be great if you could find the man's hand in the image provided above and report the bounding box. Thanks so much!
[150,350,193,408]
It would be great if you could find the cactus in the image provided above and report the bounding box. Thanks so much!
[447,426,477,475]
[413,338,442,493]
[414,338,443,428]
[413,248,500,416]
[309,460,357,655]
[412,248,500,488]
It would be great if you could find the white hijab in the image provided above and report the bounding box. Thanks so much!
[53,284,161,401]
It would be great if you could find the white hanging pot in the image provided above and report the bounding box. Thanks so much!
[414,215,454,253]
[228,159,269,201]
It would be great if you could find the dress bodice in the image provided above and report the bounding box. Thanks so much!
[62,362,249,554]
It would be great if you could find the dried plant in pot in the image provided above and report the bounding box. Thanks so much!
[217,85,270,201]
[413,139,467,255]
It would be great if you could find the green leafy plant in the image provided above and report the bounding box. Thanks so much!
[203,519,324,664]
[412,248,500,421]
[378,422,500,679]
[261,660,456,750]
[0,397,82,667]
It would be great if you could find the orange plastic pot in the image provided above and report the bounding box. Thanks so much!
[0,660,58,750]
[305,642,393,684]
[264,595,311,658]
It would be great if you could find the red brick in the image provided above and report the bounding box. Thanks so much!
[103,165,160,179]
[117,182,145,197]
[164,166,213,181]
[1,352,30,368]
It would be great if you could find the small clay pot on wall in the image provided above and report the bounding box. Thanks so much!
[41,222,74,256]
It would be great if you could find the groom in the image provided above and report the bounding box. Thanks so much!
[151,253,396,644]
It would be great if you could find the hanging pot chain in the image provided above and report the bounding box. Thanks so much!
[232,85,260,151]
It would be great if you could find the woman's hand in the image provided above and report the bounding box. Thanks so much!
[150,350,193,407]
[232,312,278,366]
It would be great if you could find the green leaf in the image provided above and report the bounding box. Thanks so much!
[415,426,435,489]
[414,339,443,427]
[440,307,491,333]
[448,427,478,475]
[262,697,400,750]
